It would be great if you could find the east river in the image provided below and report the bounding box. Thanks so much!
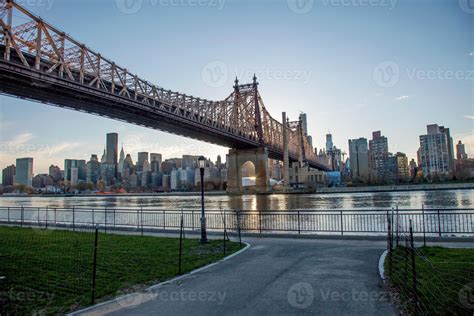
[0,189,473,211]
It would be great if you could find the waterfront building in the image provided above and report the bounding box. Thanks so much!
[151,171,163,189]
[409,159,418,179]
[348,138,369,182]
[456,140,468,160]
[48,165,62,183]
[100,149,107,163]
[77,160,86,182]
[117,146,125,176]
[64,159,78,183]
[70,167,78,187]
[150,153,162,173]
[86,154,101,184]
[106,133,118,165]
[394,152,410,182]
[326,134,333,152]
[455,159,474,180]
[137,152,149,172]
[2,164,15,186]
[179,168,195,190]
[182,155,199,170]
[369,131,389,183]
[32,174,54,188]
[289,161,325,188]
[170,168,180,191]
[162,174,171,191]
[419,124,453,179]
[161,161,175,175]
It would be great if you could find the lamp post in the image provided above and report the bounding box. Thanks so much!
[198,156,208,244]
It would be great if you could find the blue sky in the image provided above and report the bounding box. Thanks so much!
[0,0,473,174]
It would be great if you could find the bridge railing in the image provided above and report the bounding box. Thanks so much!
[0,206,473,236]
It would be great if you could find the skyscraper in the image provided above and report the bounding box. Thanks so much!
[369,131,389,183]
[456,140,468,160]
[150,153,162,173]
[16,158,33,186]
[137,152,149,172]
[348,138,369,182]
[419,124,453,178]
[106,133,118,165]
[2,164,16,186]
[326,134,333,152]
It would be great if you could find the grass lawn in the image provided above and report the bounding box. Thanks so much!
[0,226,242,315]
[385,246,474,315]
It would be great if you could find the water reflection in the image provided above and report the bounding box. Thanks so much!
[0,189,472,211]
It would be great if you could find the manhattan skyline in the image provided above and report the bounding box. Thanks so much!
[0,0,473,174]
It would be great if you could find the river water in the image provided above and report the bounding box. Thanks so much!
[1,189,473,211]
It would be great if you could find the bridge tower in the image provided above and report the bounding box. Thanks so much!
[227,75,271,194]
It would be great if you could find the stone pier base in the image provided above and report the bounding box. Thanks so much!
[226,147,271,194]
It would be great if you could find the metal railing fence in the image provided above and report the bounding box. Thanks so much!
[0,206,473,236]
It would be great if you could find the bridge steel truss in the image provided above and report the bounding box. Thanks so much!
[0,0,330,171]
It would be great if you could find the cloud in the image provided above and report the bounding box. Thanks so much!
[395,95,410,101]
[464,115,474,120]
[469,52,474,57]
[3,133,34,147]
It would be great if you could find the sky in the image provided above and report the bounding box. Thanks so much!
[0,0,473,175]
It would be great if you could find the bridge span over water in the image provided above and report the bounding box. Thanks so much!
[0,0,331,193]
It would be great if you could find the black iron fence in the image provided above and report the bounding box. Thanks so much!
[385,215,474,315]
[0,206,473,236]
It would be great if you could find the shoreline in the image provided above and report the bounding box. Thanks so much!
[0,183,473,198]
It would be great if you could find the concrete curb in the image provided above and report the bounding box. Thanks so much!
[379,250,388,281]
[69,242,251,316]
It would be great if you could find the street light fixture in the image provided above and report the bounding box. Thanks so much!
[198,156,208,244]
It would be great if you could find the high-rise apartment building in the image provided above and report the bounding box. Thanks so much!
[2,164,16,186]
[348,138,369,182]
[106,133,118,165]
[326,134,333,152]
[368,131,389,183]
[456,140,468,160]
[150,153,162,173]
[16,158,33,186]
[419,124,453,178]
[137,152,149,172]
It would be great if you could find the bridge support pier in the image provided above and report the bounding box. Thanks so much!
[226,147,271,194]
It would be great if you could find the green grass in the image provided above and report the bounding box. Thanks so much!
[0,226,242,315]
[385,246,474,315]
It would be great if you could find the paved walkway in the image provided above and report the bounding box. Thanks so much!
[76,237,398,316]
